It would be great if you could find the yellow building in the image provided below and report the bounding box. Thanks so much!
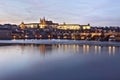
[39,17,58,28]
[20,17,90,30]
[20,22,39,29]
[82,24,91,30]
[20,17,58,29]
[57,23,91,30]
[20,22,25,29]
[57,24,81,30]
[24,23,39,28]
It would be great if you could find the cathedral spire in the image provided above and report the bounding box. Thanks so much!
[43,16,45,21]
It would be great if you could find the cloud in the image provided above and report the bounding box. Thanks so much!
[0,0,120,26]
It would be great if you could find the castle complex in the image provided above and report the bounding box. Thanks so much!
[20,17,91,30]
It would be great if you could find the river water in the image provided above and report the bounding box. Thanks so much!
[0,44,120,80]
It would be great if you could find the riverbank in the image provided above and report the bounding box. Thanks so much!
[0,39,120,46]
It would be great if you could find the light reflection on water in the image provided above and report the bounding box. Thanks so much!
[0,44,120,80]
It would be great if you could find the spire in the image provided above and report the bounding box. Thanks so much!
[21,21,24,25]
[40,18,42,23]
[40,18,42,21]
[88,23,90,26]
[43,16,45,21]
[63,22,66,25]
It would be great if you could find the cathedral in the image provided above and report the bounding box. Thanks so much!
[20,17,58,29]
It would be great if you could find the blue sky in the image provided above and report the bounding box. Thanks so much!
[0,0,120,26]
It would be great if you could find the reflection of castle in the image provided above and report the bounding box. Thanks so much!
[20,17,91,30]
[39,44,55,55]
[20,17,59,29]
[39,44,46,54]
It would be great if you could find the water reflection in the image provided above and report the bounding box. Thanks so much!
[39,44,58,55]
[108,46,116,56]
[39,45,46,55]
[94,46,101,54]
[0,44,120,80]
[83,45,90,54]
[18,44,120,56]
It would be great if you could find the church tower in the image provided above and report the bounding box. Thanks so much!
[20,22,25,29]
[40,17,47,28]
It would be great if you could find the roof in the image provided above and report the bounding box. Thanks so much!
[59,24,80,26]
[80,25,90,26]
[24,23,39,25]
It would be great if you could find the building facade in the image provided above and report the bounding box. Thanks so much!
[20,17,91,30]
[57,24,81,30]
[20,17,58,29]
[57,23,91,30]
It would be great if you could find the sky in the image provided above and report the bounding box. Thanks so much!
[0,0,120,26]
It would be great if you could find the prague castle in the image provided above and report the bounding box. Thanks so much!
[20,17,91,30]
[20,17,58,29]
[57,23,90,30]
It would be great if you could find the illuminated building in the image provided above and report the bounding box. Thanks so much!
[20,17,58,29]
[20,17,91,30]
[82,24,91,30]
[20,22,39,29]
[40,17,58,28]
[57,24,80,30]
[20,22,25,29]
[24,23,39,28]
[57,23,91,30]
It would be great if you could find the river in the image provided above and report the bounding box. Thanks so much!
[0,43,120,80]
